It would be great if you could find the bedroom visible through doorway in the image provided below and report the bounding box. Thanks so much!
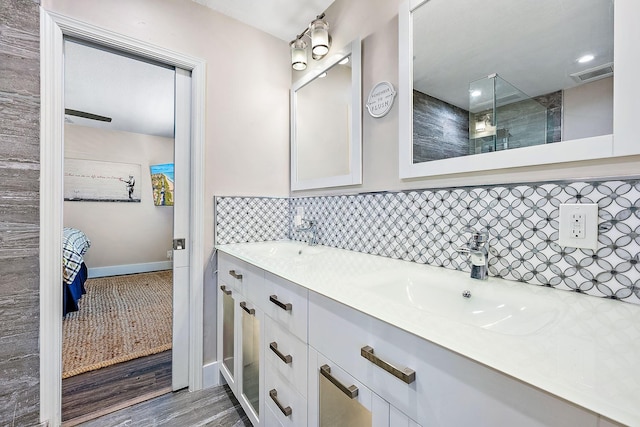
[60,38,185,424]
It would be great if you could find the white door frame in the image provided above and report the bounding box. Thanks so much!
[40,10,206,426]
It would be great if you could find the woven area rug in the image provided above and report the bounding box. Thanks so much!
[62,270,173,379]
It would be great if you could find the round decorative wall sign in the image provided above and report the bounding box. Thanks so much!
[366,81,396,118]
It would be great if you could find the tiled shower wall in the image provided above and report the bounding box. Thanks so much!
[0,0,41,425]
[215,179,640,305]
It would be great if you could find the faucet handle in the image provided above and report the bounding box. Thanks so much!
[462,227,488,247]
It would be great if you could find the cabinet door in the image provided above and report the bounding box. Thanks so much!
[238,297,265,426]
[217,282,237,393]
[308,348,389,427]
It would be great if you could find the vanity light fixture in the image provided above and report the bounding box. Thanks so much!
[310,17,330,58]
[290,13,332,70]
[578,54,595,63]
[291,39,308,71]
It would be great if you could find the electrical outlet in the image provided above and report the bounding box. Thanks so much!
[296,207,305,216]
[558,203,598,250]
[167,250,173,260]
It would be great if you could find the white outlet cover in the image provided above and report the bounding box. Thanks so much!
[558,203,599,250]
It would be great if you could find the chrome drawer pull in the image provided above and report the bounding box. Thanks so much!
[269,389,292,417]
[360,346,416,384]
[269,294,292,311]
[239,301,255,315]
[228,269,243,280]
[269,342,292,364]
[219,285,232,295]
[320,364,358,399]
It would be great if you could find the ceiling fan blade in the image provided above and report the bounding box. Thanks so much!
[65,108,112,122]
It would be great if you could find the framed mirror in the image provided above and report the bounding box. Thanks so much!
[291,39,362,191]
[398,0,637,179]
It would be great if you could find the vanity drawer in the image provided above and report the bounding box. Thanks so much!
[263,272,308,343]
[265,365,307,427]
[265,316,308,398]
[308,291,598,427]
[218,253,264,301]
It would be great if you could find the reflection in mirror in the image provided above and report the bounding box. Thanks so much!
[291,39,362,191]
[410,0,614,164]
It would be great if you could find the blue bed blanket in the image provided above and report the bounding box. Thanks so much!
[63,227,90,316]
[63,227,91,285]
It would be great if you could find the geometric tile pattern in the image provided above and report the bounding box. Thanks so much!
[290,179,640,305]
[215,196,289,244]
[214,179,640,305]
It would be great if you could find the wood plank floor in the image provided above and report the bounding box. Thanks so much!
[62,351,173,424]
[62,350,250,426]
[75,383,251,427]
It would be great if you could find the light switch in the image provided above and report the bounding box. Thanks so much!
[558,204,599,250]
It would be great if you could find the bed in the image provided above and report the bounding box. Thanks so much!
[63,227,91,316]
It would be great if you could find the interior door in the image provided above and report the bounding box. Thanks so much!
[172,67,192,390]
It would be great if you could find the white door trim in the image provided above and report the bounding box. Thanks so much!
[39,10,206,426]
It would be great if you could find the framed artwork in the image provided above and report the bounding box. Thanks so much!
[64,158,142,202]
[150,163,174,206]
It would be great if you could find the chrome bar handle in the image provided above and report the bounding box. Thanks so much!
[360,346,416,384]
[239,301,255,315]
[319,364,358,399]
[269,389,292,417]
[269,342,292,364]
[228,269,243,280]
[219,285,232,295]
[269,294,292,311]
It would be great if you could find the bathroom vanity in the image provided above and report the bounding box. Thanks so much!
[217,241,636,426]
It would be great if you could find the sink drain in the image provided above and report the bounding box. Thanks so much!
[462,290,472,298]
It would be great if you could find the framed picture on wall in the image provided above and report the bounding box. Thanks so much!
[150,163,174,206]
[64,158,142,202]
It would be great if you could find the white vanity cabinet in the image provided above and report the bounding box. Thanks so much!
[217,254,265,426]
[308,292,598,427]
[217,247,615,427]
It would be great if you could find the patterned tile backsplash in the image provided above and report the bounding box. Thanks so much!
[215,197,289,244]
[215,179,640,305]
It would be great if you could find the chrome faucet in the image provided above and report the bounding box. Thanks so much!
[295,218,318,246]
[455,227,489,280]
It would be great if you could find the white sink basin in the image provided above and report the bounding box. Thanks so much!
[361,270,560,335]
[229,240,327,259]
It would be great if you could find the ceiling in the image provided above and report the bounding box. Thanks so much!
[64,0,335,138]
[191,0,336,41]
[64,39,176,138]
[413,0,614,109]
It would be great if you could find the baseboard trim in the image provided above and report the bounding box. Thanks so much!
[202,361,220,389]
[88,261,173,278]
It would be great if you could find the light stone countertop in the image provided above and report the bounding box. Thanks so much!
[216,240,640,426]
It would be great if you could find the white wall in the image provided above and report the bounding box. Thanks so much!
[291,0,640,197]
[563,77,614,141]
[64,124,174,268]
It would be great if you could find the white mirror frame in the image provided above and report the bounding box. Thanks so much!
[399,0,640,179]
[291,39,362,191]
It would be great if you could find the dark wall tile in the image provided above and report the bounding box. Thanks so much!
[0,0,40,425]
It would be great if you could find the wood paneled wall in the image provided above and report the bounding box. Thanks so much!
[0,0,41,425]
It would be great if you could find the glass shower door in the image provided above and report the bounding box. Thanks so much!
[469,73,547,153]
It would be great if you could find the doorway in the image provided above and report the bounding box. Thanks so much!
[60,39,180,424]
[40,11,206,427]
